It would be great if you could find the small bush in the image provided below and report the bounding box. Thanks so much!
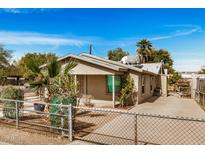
[0,86,24,119]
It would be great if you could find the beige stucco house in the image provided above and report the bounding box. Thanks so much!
[42,53,168,107]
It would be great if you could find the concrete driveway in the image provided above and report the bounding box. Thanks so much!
[131,95,205,119]
[71,96,205,145]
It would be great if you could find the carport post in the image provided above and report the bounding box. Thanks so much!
[112,75,115,108]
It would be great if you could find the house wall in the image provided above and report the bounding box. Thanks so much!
[129,72,140,105]
[87,75,114,100]
[78,75,119,102]
[139,74,157,103]
[70,61,165,107]
[77,72,164,106]
[156,75,162,88]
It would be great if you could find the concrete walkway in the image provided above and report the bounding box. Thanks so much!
[70,96,205,145]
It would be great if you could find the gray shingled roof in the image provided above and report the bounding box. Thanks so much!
[40,53,162,75]
[141,63,163,74]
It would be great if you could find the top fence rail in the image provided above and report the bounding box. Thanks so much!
[0,98,69,107]
[1,98,205,122]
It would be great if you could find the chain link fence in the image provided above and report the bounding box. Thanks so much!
[0,98,73,141]
[1,98,205,145]
[73,106,136,144]
[73,107,205,145]
[137,114,205,145]
[195,79,205,109]
[195,91,205,109]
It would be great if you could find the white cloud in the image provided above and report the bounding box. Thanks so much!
[0,31,89,47]
[0,8,54,14]
[150,24,201,41]
[101,25,202,48]
[2,9,21,14]
[174,58,205,72]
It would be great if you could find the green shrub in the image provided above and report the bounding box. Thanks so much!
[50,96,76,129]
[119,75,134,107]
[168,72,182,86]
[0,86,24,119]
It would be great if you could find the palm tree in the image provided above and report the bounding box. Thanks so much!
[30,59,78,102]
[29,59,61,102]
[64,61,77,76]
[136,39,153,63]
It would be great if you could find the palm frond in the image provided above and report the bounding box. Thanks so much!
[64,61,77,75]
[47,59,61,78]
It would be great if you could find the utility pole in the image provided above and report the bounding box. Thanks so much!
[89,44,92,55]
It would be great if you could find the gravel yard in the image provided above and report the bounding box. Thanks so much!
[0,121,69,145]
[0,106,118,144]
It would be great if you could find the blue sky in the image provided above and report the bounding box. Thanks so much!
[0,8,204,72]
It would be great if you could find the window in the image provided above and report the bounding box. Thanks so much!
[150,85,153,91]
[106,75,122,93]
[142,75,145,94]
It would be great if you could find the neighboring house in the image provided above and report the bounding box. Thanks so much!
[41,53,168,107]
[182,72,205,99]
[179,71,199,81]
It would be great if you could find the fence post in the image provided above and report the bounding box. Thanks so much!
[61,105,65,136]
[203,93,205,108]
[68,104,73,142]
[134,114,138,145]
[15,101,19,129]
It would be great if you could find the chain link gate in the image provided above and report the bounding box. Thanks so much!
[73,106,137,145]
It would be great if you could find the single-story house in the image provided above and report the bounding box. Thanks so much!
[41,53,168,107]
